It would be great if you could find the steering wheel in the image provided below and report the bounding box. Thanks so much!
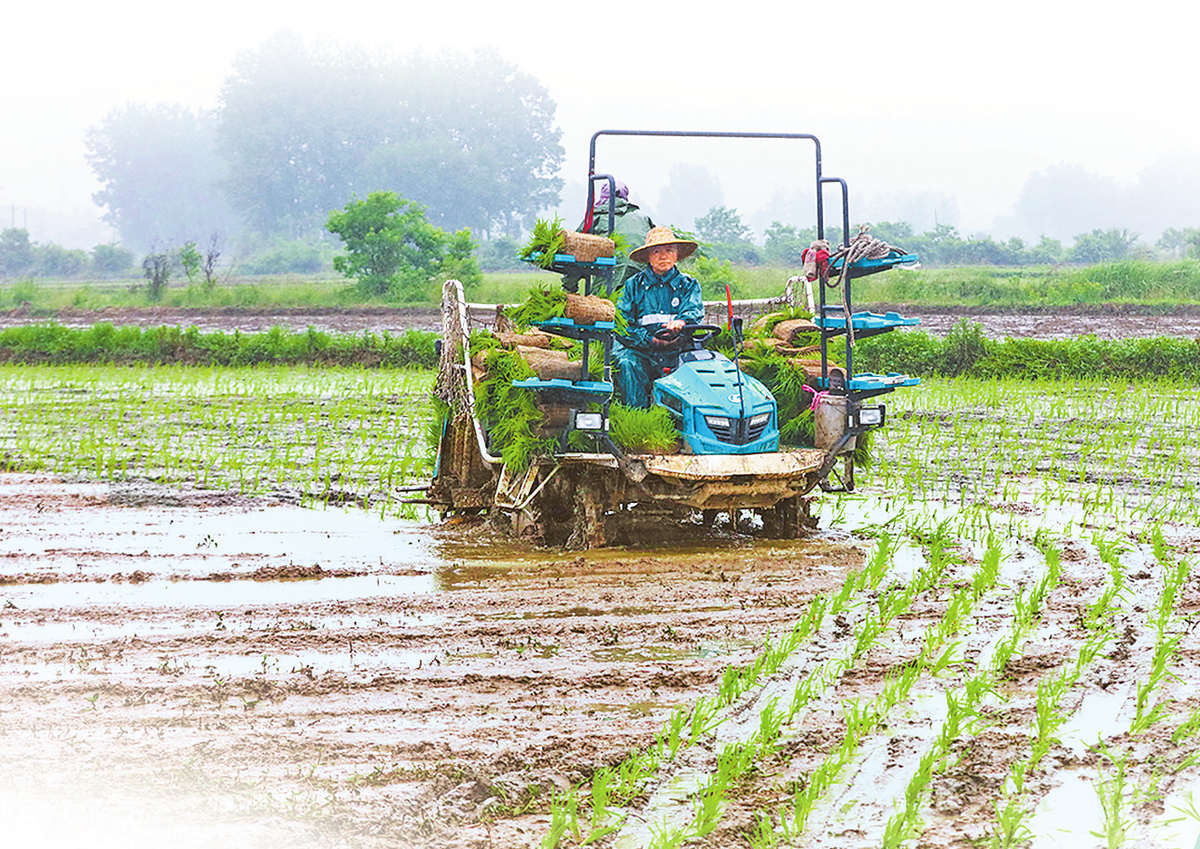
[653,323,723,345]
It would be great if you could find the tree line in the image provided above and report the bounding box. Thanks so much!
[0,228,134,278]
[687,206,1200,268]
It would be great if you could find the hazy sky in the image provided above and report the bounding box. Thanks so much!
[3,0,1196,247]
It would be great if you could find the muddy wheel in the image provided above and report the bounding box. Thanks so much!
[566,472,609,550]
[762,495,817,539]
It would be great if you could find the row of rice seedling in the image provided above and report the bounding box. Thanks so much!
[538,519,1021,849]
[536,530,913,848]
[969,538,1125,848]
[0,364,434,516]
[868,376,1200,530]
[1073,528,1197,847]
[776,536,1009,844]
[733,377,1198,846]
[603,485,1189,846]
[868,441,1195,844]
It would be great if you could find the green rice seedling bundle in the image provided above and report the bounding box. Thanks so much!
[505,282,626,335]
[517,216,566,269]
[505,284,568,326]
[471,346,554,471]
[608,404,679,453]
[468,345,677,466]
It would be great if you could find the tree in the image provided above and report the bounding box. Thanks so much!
[218,33,563,237]
[694,206,753,245]
[693,206,758,262]
[0,228,33,276]
[202,233,223,288]
[1069,228,1139,264]
[1157,227,1187,257]
[1027,236,1064,264]
[362,50,563,237]
[1186,228,1200,259]
[33,244,89,277]
[326,190,480,300]
[180,241,202,284]
[92,243,135,276]
[85,103,242,252]
[763,221,807,265]
[865,220,915,247]
[142,249,172,301]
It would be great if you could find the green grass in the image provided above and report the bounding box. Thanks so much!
[0,323,439,368]
[857,322,1200,380]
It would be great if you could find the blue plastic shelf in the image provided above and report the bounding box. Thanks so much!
[522,252,617,273]
[827,252,920,278]
[813,372,921,393]
[815,310,920,332]
[512,378,613,399]
[533,317,616,340]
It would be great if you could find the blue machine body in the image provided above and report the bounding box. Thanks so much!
[652,349,779,455]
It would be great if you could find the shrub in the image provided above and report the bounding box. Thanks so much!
[142,250,171,301]
[326,190,481,300]
[239,239,327,275]
[92,243,135,276]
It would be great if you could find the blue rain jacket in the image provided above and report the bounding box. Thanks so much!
[614,265,704,351]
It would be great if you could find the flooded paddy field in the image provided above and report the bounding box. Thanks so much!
[3,364,1200,848]
[0,472,865,849]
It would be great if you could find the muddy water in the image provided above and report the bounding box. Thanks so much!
[0,472,865,848]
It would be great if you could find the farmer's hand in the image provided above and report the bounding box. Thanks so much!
[650,326,681,349]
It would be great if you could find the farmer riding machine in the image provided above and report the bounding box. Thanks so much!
[426,130,919,549]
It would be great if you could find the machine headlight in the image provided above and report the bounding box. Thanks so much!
[574,412,605,431]
[704,415,731,430]
[749,412,771,427]
[858,406,884,427]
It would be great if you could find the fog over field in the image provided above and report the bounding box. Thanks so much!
[3,0,1198,249]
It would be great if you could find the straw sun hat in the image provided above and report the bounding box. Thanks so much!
[629,226,698,264]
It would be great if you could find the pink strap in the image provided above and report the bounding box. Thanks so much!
[809,390,828,413]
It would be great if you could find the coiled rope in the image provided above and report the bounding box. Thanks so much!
[825,225,904,344]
